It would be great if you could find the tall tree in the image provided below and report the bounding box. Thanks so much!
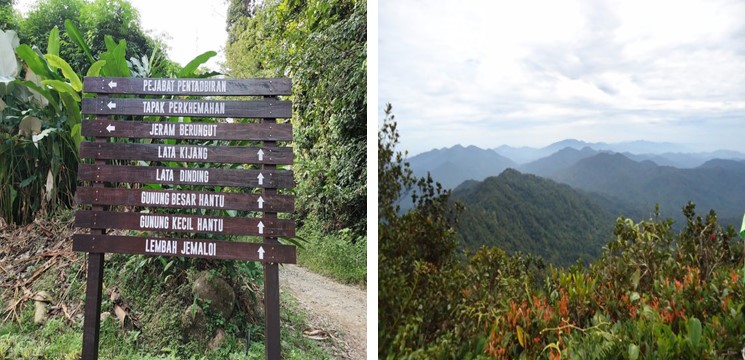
[18,0,164,74]
[226,0,367,236]
[0,0,18,30]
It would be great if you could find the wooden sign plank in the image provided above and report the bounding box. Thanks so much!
[75,211,295,237]
[78,164,294,188]
[82,98,292,118]
[73,234,296,263]
[76,187,294,212]
[83,77,292,96]
[81,120,292,141]
[80,142,294,165]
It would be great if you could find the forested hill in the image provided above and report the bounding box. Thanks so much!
[451,169,617,265]
[552,153,745,227]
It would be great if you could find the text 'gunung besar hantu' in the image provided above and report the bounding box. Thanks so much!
[73,77,294,360]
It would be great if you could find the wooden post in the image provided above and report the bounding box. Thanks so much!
[81,103,109,360]
[263,95,281,360]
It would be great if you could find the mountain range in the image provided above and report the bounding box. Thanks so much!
[407,140,745,264]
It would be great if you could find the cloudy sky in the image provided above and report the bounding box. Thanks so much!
[379,0,745,156]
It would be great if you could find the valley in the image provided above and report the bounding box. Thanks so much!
[407,140,745,264]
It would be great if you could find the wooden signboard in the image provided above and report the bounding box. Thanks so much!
[75,188,294,212]
[83,77,291,95]
[80,142,294,164]
[82,98,292,118]
[74,77,294,360]
[81,120,293,140]
[78,164,294,188]
[75,211,295,237]
[73,234,296,262]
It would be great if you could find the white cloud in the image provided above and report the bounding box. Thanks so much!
[380,0,745,154]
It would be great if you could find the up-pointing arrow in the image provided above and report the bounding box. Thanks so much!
[107,101,116,109]
[257,173,264,185]
[108,80,117,88]
[257,149,264,161]
[106,124,115,133]
[257,246,265,260]
[257,196,264,209]
[257,221,265,234]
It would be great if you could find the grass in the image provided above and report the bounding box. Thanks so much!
[0,288,331,359]
[295,222,367,286]
[0,249,334,360]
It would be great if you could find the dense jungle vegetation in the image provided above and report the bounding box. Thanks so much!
[380,104,745,359]
[0,0,365,357]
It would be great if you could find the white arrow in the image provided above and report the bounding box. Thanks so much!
[106,124,115,133]
[257,246,265,260]
[257,196,264,209]
[257,173,264,185]
[108,80,117,88]
[107,101,116,109]
[257,221,265,234]
[257,149,264,161]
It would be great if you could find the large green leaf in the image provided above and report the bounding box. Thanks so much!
[70,123,82,151]
[86,60,106,77]
[687,317,702,348]
[47,26,60,56]
[178,51,217,78]
[104,35,116,52]
[100,38,130,77]
[44,54,82,92]
[41,79,81,102]
[59,92,81,127]
[64,20,93,65]
[15,44,55,80]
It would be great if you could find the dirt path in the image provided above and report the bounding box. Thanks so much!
[279,264,366,360]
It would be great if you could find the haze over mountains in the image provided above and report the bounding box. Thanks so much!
[407,140,745,264]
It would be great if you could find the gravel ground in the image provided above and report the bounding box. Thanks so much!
[280,264,367,360]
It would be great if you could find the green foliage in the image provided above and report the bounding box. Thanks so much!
[0,291,328,359]
[453,169,616,265]
[381,106,745,358]
[0,11,201,225]
[0,0,19,31]
[0,25,83,224]
[296,219,366,285]
[18,0,168,77]
[226,0,367,236]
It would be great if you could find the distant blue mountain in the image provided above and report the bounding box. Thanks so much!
[408,145,516,189]
[519,147,600,177]
[494,139,699,164]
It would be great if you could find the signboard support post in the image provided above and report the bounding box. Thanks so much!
[262,98,281,360]
[81,110,109,360]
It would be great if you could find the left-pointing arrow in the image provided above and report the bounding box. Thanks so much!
[107,101,116,109]
[108,80,117,88]
[106,124,115,133]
